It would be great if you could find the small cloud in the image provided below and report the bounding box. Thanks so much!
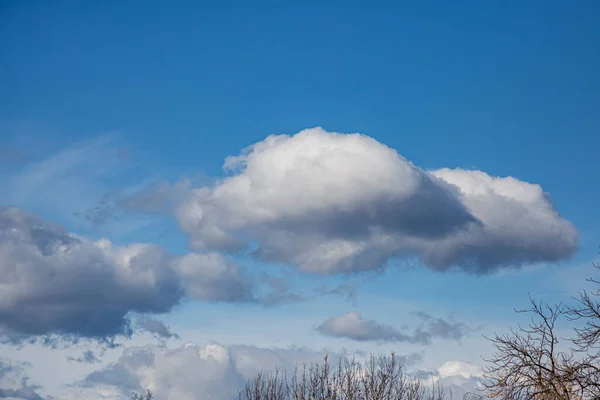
[410,311,474,344]
[135,316,180,341]
[315,312,413,343]
[67,350,101,364]
[315,311,476,344]
[438,360,483,380]
[413,360,485,400]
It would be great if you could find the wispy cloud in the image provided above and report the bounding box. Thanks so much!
[4,134,123,205]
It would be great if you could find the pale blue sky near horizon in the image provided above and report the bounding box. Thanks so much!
[1,2,599,398]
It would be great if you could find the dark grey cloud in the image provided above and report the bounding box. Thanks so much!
[177,128,577,274]
[0,207,180,343]
[315,311,475,344]
[0,207,256,344]
[135,316,179,341]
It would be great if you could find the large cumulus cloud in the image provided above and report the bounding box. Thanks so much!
[177,127,577,274]
[0,207,254,343]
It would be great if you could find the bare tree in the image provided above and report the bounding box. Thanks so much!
[483,256,600,400]
[567,257,600,396]
[239,353,449,400]
[482,296,580,400]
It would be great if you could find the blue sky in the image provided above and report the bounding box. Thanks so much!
[1,2,599,399]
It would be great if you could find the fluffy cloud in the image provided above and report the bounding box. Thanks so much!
[0,343,472,400]
[0,207,255,344]
[70,342,466,400]
[426,168,578,269]
[315,311,473,344]
[437,360,484,380]
[316,312,411,343]
[176,127,577,274]
[78,343,353,400]
[415,360,484,400]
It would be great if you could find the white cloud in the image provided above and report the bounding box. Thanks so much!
[77,343,348,400]
[415,360,484,400]
[176,127,577,274]
[27,342,478,400]
[427,168,578,269]
[315,312,410,343]
[438,360,483,379]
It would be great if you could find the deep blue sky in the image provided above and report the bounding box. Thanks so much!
[2,0,599,305]
[1,3,600,397]
[3,2,599,243]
